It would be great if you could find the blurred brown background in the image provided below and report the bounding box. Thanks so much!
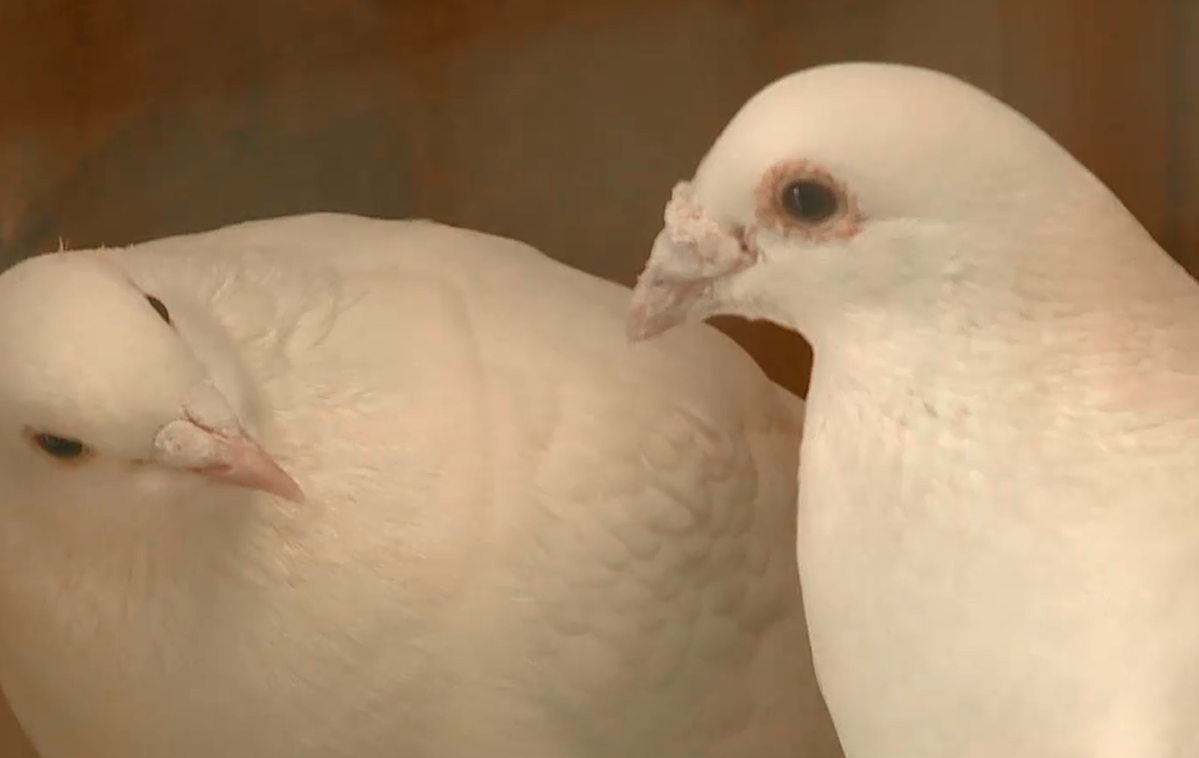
[0,0,1192,754]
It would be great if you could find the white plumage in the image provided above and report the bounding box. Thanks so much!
[0,214,842,758]
[629,61,1199,758]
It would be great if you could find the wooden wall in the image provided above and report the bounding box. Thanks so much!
[0,0,1186,754]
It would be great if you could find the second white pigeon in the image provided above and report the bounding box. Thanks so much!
[628,62,1199,758]
[0,214,843,758]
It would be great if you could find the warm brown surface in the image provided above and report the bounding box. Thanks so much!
[0,685,38,758]
[0,1,1181,754]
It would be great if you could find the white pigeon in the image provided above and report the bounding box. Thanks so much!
[627,61,1199,758]
[0,213,844,758]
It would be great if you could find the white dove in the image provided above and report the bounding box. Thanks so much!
[627,61,1199,758]
[0,213,844,758]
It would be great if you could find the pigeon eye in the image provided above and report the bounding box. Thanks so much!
[146,294,171,325]
[30,433,90,462]
[780,180,840,223]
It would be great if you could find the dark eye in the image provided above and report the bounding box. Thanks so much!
[780,180,840,223]
[146,294,171,325]
[31,433,89,461]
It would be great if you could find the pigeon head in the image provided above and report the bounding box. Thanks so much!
[627,62,1127,351]
[0,252,304,510]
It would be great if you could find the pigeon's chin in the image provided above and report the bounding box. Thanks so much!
[150,418,305,503]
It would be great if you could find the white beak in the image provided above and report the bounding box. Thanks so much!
[153,418,305,503]
[627,227,757,341]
